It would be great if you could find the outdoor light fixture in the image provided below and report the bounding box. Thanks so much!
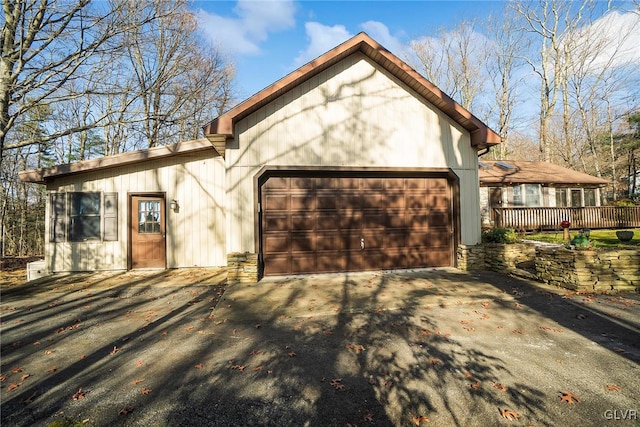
[170,199,179,212]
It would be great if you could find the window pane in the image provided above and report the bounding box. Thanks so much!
[69,192,101,241]
[584,189,596,206]
[571,190,581,207]
[513,186,523,206]
[525,184,541,207]
[138,200,161,234]
[70,216,101,241]
[555,189,567,207]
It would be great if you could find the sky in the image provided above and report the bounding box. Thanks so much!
[192,0,640,110]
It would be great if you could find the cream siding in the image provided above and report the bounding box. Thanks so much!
[227,53,481,253]
[45,152,226,272]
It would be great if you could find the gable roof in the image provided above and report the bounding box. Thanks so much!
[478,160,609,186]
[19,138,216,184]
[203,32,501,149]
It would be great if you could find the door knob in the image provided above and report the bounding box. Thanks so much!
[360,238,365,250]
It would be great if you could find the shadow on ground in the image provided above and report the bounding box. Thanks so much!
[1,268,638,426]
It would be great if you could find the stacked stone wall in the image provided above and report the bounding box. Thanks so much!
[227,252,259,285]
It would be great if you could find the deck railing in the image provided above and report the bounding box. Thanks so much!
[492,206,640,231]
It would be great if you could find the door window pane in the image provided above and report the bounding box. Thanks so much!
[555,189,567,207]
[139,200,161,233]
[571,190,582,207]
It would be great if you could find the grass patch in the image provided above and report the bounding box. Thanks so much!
[523,229,640,248]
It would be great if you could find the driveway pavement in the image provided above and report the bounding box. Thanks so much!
[1,268,638,426]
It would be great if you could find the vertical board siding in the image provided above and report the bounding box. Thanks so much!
[227,53,480,252]
[45,152,226,272]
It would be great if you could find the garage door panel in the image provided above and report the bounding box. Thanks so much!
[292,255,317,274]
[261,174,454,276]
[264,194,289,211]
[291,195,315,210]
[292,214,315,230]
[264,234,290,253]
[339,211,363,229]
[291,232,314,252]
[264,214,289,231]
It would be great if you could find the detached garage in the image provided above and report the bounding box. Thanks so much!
[20,32,500,282]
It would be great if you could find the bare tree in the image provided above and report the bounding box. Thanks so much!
[410,20,488,111]
[484,10,526,159]
[511,0,595,162]
[0,0,146,165]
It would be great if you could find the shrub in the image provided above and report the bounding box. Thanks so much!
[482,228,517,244]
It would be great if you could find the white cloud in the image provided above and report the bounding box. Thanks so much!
[569,11,640,72]
[360,21,405,55]
[293,22,353,67]
[197,0,296,55]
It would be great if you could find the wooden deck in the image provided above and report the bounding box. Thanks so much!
[492,206,640,231]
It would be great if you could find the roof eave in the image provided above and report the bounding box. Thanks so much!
[203,33,502,147]
[19,138,217,184]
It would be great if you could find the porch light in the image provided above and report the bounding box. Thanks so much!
[170,199,179,212]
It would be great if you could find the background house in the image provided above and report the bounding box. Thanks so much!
[479,160,609,228]
[20,33,500,280]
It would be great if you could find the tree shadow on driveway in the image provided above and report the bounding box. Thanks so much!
[1,268,638,426]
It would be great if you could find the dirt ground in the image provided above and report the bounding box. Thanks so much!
[0,257,42,287]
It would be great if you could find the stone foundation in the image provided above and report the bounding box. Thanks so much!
[227,252,258,285]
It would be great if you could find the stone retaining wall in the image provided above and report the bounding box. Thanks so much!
[535,247,639,292]
[227,252,259,285]
[458,243,639,292]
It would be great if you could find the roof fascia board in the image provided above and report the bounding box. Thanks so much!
[19,138,216,184]
[203,32,501,147]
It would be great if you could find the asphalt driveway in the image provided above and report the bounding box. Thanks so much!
[1,268,638,426]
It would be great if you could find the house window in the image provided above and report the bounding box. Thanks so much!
[524,184,541,207]
[571,190,582,207]
[69,192,101,241]
[556,189,568,207]
[512,185,523,206]
[584,188,596,206]
[49,192,118,242]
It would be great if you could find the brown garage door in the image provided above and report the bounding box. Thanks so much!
[261,174,453,276]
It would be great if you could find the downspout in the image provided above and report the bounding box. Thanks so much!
[478,147,490,158]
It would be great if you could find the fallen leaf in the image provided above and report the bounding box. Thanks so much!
[500,408,520,420]
[428,357,442,366]
[330,378,345,391]
[135,360,144,367]
[11,367,23,373]
[0,374,6,382]
[7,383,19,392]
[606,384,621,392]
[492,382,507,392]
[109,346,120,355]
[560,391,581,404]
[412,415,429,425]
[288,352,297,357]
[47,366,59,373]
[470,381,481,390]
[141,387,151,395]
[119,407,135,415]
[482,302,490,309]
[133,379,144,385]
[363,410,373,421]
[195,364,204,369]
[72,387,89,400]
[20,373,30,382]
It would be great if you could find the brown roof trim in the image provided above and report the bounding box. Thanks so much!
[478,160,609,186]
[19,138,216,184]
[203,32,501,148]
